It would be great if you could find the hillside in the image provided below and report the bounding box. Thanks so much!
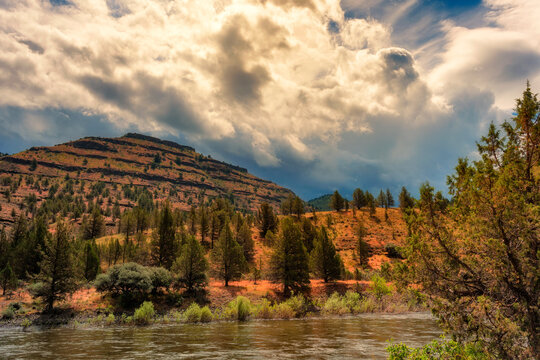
[307,194,334,211]
[0,133,293,226]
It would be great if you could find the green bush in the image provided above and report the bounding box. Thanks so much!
[1,307,15,319]
[223,296,252,321]
[150,267,173,293]
[386,338,488,359]
[369,275,392,299]
[199,306,213,323]
[322,292,349,315]
[95,263,153,297]
[21,318,32,328]
[272,303,295,319]
[105,313,116,325]
[254,299,273,319]
[133,301,155,325]
[184,303,202,323]
[284,293,308,317]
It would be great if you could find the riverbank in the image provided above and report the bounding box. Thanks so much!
[0,278,427,329]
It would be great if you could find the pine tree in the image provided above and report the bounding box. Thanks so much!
[150,202,177,269]
[211,222,246,286]
[356,222,370,267]
[237,222,254,263]
[270,218,310,295]
[352,188,365,210]
[29,222,77,312]
[0,264,17,296]
[385,188,395,208]
[173,235,208,293]
[365,191,376,215]
[300,217,317,253]
[256,202,278,238]
[310,226,342,282]
[377,190,387,208]
[199,206,209,244]
[398,186,415,212]
[83,240,100,281]
[83,206,105,240]
[330,190,344,212]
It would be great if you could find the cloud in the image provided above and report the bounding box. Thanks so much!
[0,0,539,199]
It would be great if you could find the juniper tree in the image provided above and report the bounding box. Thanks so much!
[211,222,246,286]
[173,235,208,293]
[310,226,342,283]
[150,202,177,269]
[404,83,540,359]
[29,222,77,312]
[352,188,365,210]
[256,202,278,238]
[270,218,310,295]
[330,190,344,212]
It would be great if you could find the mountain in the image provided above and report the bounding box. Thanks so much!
[0,133,293,225]
[307,194,333,211]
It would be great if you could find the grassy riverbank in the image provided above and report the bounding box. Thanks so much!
[1,277,427,328]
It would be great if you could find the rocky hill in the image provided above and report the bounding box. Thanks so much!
[0,133,293,226]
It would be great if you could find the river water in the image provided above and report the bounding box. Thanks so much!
[0,313,441,359]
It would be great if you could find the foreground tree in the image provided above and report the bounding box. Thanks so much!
[310,226,342,282]
[211,222,246,286]
[270,218,310,295]
[352,188,366,210]
[404,83,540,359]
[29,223,77,312]
[173,235,208,293]
[150,202,177,269]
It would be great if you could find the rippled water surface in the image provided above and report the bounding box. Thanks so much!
[0,313,441,359]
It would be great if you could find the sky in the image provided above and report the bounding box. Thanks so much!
[1,0,539,200]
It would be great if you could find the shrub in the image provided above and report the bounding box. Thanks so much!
[133,301,155,325]
[369,275,391,300]
[322,292,349,315]
[223,296,252,321]
[105,313,116,325]
[21,318,32,328]
[254,299,273,319]
[2,307,15,319]
[284,293,308,317]
[199,306,213,323]
[385,244,403,259]
[184,303,202,323]
[386,338,488,359]
[150,267,173,293]
[343,291,362,313]
[95,263,153,298]
[272,303,295,319]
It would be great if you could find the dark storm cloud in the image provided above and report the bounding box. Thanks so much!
[79,72,205,135]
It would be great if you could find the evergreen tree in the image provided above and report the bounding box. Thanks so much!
[199,206,209,244]
[300,217,317,253]
[365,191,376,215]
[292,196,305,219]
[356,222,370,267]
[377,190,387,208]
[330,190,344,212]
[173,235,208,293]
[211,222,246,286]
[270,218,310,295]
[353,188,366,210]
[398,186,415,212]
[150,202,177,269]
[385,188,395,208]
[310,226,342,282]
[404,84,540,358]
[83,240,100,281]
[82,206,105,240]
[237,222,254,263]
[0,264,17,296]
[29,222,77,312]
[256,202,278,238]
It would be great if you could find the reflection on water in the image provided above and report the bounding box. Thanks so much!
[0,313,441,359]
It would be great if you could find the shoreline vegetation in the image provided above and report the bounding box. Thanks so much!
[1,277,428,328]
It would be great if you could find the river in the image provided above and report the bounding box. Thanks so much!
[0,313,441,359]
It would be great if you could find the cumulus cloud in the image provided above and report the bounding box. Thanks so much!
[0,0,538,198]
